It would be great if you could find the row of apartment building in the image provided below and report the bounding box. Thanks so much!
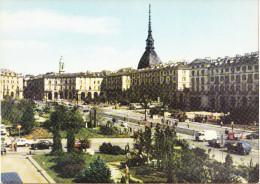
[1,51,258,112]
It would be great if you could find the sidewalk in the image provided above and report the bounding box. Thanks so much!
[1,154,48,183]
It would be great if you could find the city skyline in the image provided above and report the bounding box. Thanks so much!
[1,0,258,75]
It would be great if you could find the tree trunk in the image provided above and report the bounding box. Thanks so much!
[67,129,75,153]
[52,130,63,154]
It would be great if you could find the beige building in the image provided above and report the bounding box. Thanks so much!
[101,62,190,107]
[1,69,23,100]
[188,51,259,111]
[25,72,103,101]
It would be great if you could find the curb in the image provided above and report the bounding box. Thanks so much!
[26,155,56,183]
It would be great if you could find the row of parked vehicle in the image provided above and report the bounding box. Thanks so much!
[5,138,90,150]
[195,130,256,155]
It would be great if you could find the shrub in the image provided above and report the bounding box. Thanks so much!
[54,152,85,178]
[59,164,85,178]
[74,156,112,183]
[99,125,119,135]
[99,142,125,155]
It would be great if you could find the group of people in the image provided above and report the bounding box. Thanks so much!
[10,140,18,152]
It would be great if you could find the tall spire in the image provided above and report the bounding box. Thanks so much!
[148,4,152,37]
[138,4,162,69]
[146,4,154,51]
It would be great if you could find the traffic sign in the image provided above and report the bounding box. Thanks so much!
[17,125,22,129]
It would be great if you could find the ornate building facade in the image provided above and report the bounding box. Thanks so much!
[188,52,259,111]
[25,72,103,101]
[0,69,23,100]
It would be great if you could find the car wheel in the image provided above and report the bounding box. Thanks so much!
[25,143,29,147]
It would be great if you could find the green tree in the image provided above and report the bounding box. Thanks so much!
[248,161,259,183]
[74,156,112,183]
[1,97,22,127]
[44,105,68,154]
[17,99,36,134]
[64,107,84,153]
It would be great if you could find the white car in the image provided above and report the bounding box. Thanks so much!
[6,138,33,147]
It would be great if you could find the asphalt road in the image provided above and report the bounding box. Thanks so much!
[32,101,259,166]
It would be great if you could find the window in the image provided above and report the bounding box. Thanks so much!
[231,75,235,81]
[230,85,234,91]
[248,85,253,91]
[221,69,224,74]
[201,77,204,84]
[255,65,258,71]
[216,69,219,73]
[242,75,246,80]
[215,76,219,82]
[242,84,246,91]
[236,75,240,82]
[225,68,229,72]
[201,70,204,75]
[182,70,186,74]
[225,76,229,82]
[192,71,195,76]
[254,74,259,80]
[225,85,229,91]
[242,66,246,72]
[231,67,235,73]
[236,67,240,71]
[197,71,199,76]
[182,77,186,81]
[248,74,253,82]
[191,78,195,83]
[248,66,252,70]
[211,77,214,82]
[220,76,224,81]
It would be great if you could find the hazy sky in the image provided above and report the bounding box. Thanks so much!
[0,0,258,75]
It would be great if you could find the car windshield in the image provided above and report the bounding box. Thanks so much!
[242,142,251,148]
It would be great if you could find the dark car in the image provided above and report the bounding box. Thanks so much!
[31,140,53,150]
[227,141,252,155]
[246,133,259,139]
[208,138,223,148]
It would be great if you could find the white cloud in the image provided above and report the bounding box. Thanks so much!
[0,10,120,35]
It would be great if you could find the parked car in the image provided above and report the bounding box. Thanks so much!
[31,140,53,150]
[196,130,218,141]
[246,132,259,139]
[75,139,81,148]
[1,125,6,135]
[226,141,252,155]
[1,145,6,155]
[5,138,33,147]
[208,138,223,148]
[74,139,91,149]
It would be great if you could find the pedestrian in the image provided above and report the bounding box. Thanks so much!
[14,141,17,152]
[11,140,14,151]
[130,127,132,134]
[220,121,223,127]
[231,121,234,131]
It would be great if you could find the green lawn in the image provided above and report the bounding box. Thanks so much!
[33,152,128,183]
